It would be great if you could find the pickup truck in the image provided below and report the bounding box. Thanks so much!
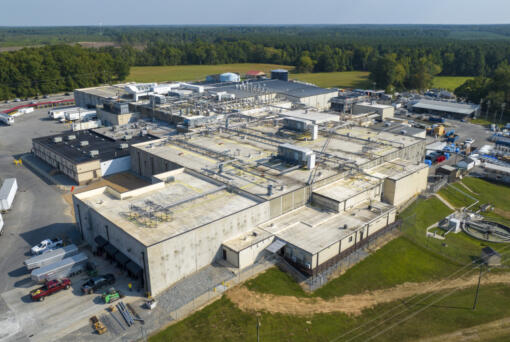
[30,278,71,301]
[81,274,115,294]
[31,238,63,255]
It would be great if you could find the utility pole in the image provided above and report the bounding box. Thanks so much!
[256,315,261,342]
[473,263,484,310]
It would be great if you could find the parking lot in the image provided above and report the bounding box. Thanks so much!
[0,108,145,342]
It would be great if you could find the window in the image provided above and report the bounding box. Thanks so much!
[348,236,353,243]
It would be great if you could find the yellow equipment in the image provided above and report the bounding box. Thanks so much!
[90,316,107,335]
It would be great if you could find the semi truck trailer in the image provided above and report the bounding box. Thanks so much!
[31,253,88,282]
[24,244,79,270]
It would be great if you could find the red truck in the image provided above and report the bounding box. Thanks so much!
[30,278,71,302]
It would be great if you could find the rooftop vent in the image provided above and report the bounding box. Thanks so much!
[89,150,99,157]
[67,134,76,141]
[53,137,63,143]
[80,140,89,147]
[123,135,132,141]
[118,143,129,150]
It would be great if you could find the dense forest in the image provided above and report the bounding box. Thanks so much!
[2,26,510,100]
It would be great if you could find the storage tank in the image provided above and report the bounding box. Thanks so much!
[271,69,289,81]
[219,73,240,83]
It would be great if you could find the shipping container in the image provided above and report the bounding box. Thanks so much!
[0,178,17,211]
[31,252,88,282]
[24,244,79,270]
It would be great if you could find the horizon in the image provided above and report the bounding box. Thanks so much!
[1,0,509,26]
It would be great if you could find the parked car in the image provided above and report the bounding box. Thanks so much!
[31,238,63,255]
[81,274,115,294]
[14,98,21,102]
[30,278,71,301]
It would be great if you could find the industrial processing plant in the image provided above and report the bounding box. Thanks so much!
[68,74,428,295]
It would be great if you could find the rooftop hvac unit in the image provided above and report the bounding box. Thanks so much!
[123,135,132,141]
[53,137,63,143]
[67,134,76,141]
[118,143,129,150]
[80,140,89,147]
[89,150,99,157]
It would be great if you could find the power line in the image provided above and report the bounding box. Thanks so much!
[348,245,510,342]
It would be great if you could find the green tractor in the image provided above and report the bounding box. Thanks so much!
[102,287,123,304]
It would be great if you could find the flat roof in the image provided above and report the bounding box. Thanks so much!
[211,79,337,98]
[412,99,479,115]
[33,130,157,164]
[75,84,129,98]
[222,228,273,252]
[365,158,428,180]
[260,201,394,255]
[76,170,260,246]
[356,102,393,109]
[313,174,381,203]
[133,134,338,199]
[281,110,340,124]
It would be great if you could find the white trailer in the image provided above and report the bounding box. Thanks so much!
[0,178,17,211]
[64,109,96,122]
[48,107,78,120]
[0,213,3,236]
[72,119,102,131]
[31,252,88,282]
[0,114,14,125]
[24,244,79,270]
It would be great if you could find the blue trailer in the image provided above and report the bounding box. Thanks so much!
[429,116,445,123]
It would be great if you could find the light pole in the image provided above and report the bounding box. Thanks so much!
[499,103,506,126]
[485,100,491,121]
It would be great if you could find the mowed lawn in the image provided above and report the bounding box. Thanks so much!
[127,64,294,83]
[127,65,370,89]
[291,71,370,89]
[433,76,474,91]
[151,284,510,342]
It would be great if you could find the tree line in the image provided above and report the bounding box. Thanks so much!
[2,26,510,99]
[0,45,129,100]
[455,62,510,123]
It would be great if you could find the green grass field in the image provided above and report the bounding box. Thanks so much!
[126,64,294,83]
[151,284,510,342]
[127,65,370,88]
[432,76,474,91]
[291,71,370,89]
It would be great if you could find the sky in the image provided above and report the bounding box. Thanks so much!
[1,0,509,26]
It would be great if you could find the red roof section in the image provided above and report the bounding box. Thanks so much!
[245,70,266,76]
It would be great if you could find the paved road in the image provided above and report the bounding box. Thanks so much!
[0,108,77,293]
[0,94,74,113]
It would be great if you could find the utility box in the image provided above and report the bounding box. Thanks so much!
[277,143,316,169]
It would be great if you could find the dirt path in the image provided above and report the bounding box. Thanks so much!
[417,316,510,342]
[227,273,510,316]
[434,193,457,210]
